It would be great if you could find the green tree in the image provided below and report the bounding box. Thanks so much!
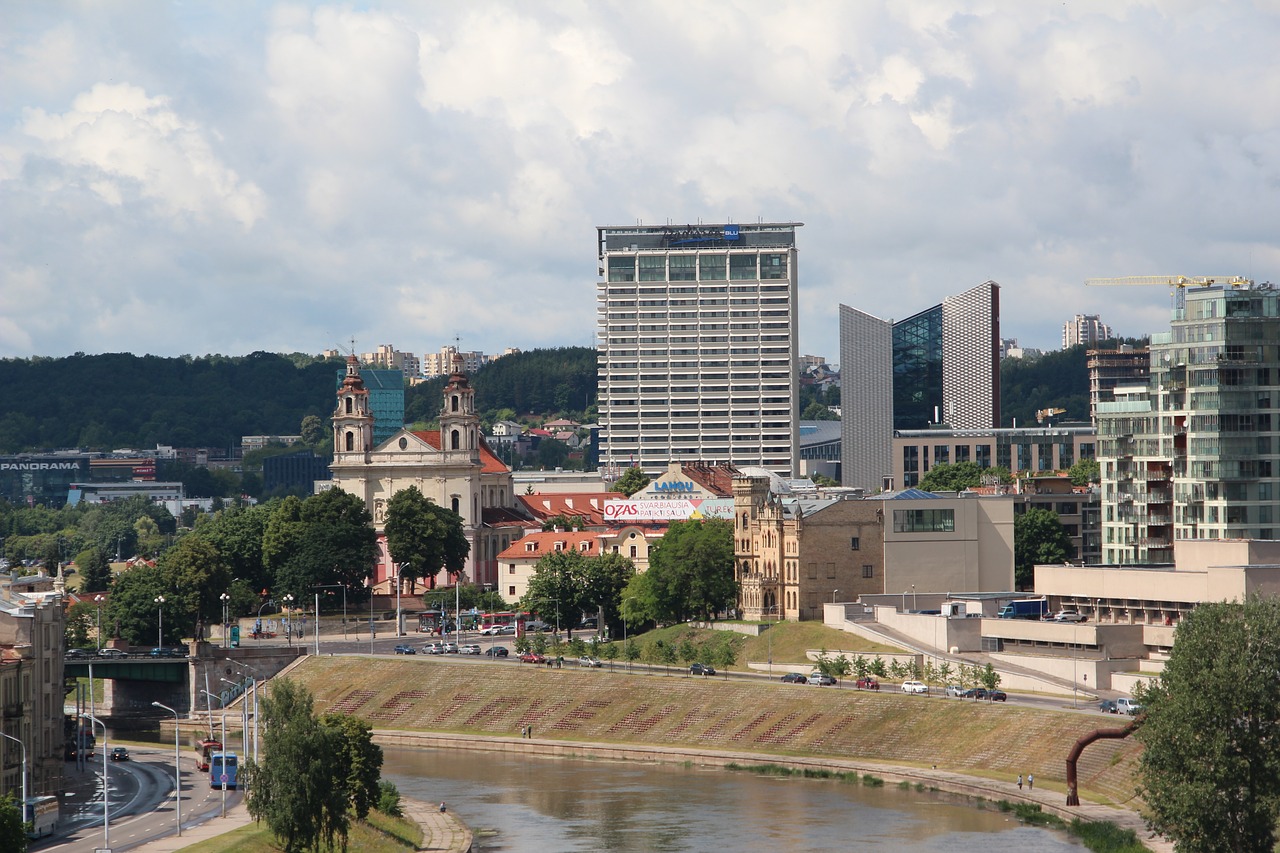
[383,486,470,592]
[65,600,94,649]
[714,638,737,676]
[245,679,350,853]
[579,552,635,640]
[639,519,737,623]
[612,466,650,497]
[104,564,170,646]
[1136,597,1280,852]
[158,535,232,634]
[979,663,1002,696]
[300,414,325,447]
[0,794,25,852]
[520,549,586,636]
[919,461,1013,492]
[77,546,112,593]
[1014,507,1074,588]
[320,713,383,821]
[678,638,698,674]
[599,640,618,670]
[1068,457,1100,486]
[801,400,838,420]
[196,504,273,597]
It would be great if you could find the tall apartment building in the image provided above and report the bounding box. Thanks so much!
[1063,314,1113,349]
[423,346,488,379]
[1087,345,1150,422]
[1097,284,1280,563]
[361,344,422,379]
[596,222,801,476]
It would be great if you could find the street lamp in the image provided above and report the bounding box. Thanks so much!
[0,731,27,826]
[80,713,109,848]
[315,584,348,640]
[220,592,231,648]
[226,659,259,765]
[282,594,295,647]
[912,584,917,612]
[151,701,182,836]
[154,595,165,648]
[202,690,226,748]
[221,678,249,763]
[94,594,105,652]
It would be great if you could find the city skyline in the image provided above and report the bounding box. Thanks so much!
[2,3,1276,362]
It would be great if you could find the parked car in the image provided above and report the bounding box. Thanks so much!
[110,747,130,761]
[780,672,808,684]
[1053,610,1087,623]
[443,643,459,654]
[485,646,510,658]
[66,648,91,659]
[578,656,603,668]
[855,677,880,691]
[945,684,967,698]
[901,680,929,694]
[1099,699,1119,714]
[422,642,445,655]
[1116,697,1143,715]
[459,644,482,655]
[393,644,416,655]
[808,672,838,686]
[986,690,1008,702]
[689,662,717,676]
[519,652,547,664]
[149,647,176,658]
[97,648,127,658]
[498,625,516,635]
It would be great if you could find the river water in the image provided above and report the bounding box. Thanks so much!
[383,746,1085,852]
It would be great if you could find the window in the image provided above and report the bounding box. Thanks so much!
[730,254,758,280]
[608,256,636,281]
[630,545,638,558]
[892,508,956,533]
[850,537,860,551]
[508,564,516,574]
[863,564,874,579]
[508,586,516,597]
[670,254,696,281]
[761,253,787,279]
[700,254,726,280]
[639,256,665,281]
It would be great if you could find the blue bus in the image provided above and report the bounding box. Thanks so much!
[210,751,238,789]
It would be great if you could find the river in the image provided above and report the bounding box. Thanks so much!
[383,746,1085,852]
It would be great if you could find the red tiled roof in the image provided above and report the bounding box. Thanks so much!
[410,430,510,474]
[680,462,741,497]
[516,492,620,526]
[482,507,534,527]
[496,530,601,560]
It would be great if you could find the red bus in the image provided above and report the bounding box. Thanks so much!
[195,738,222,772]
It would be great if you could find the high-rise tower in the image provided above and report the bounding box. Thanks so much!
[596,222,802,476]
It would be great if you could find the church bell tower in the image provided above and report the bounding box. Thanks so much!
[333,355,374,459]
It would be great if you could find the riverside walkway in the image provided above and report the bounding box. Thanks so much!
[124,795,472,853]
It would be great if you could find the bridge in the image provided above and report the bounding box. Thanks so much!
[67,643,304,721]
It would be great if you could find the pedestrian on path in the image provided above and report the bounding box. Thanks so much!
[1017,775,1023,791]
[1027,774,1034,791]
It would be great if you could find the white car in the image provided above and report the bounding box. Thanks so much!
[901,680,929,694]
[578,656,603,668]
[1053,610,1087,623]
[459,644,482,655]
[480,625,506,635]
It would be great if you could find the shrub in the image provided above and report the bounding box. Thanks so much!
[377,780,402,817]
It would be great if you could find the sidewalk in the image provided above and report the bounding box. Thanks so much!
[124,795,472,853]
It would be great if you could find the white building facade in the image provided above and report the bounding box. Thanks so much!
[596,222,801,476]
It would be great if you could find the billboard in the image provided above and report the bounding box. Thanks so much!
[602,499,735,522]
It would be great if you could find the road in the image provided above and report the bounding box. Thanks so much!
[36,746,242,853]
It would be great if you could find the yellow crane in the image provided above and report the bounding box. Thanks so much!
[1085,275,1253,288]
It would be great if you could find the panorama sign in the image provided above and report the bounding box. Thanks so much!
[603,499,734,522]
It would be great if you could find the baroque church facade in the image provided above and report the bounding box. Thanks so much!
[328,354,528,592]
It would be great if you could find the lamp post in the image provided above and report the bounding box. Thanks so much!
[151,702,182,836]
[221,678,249,763]
[0,731,27,825]
[315,584,347,640]
[283,594,294,647]
[226,658,259,765]
[220,592,231,648]
[393,565,404,638]
[314,592,320,655]
[202,690,226,749]
[94,594,105,652]
[154,595,165,648]
[80,714,109,848]
[912,584,917,612]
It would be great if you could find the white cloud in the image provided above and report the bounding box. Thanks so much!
[0,1,1276,362]
[21,82,265,228]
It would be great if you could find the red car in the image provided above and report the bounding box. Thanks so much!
[518,652,546,664]
[855,677,880,690]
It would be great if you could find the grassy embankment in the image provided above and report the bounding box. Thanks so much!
[279,652,1141,806]
[176,807,422,853]
[627,621,904,668]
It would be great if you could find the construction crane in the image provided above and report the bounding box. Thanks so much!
[1085,275,1253,288]
[1036,407,1066,425]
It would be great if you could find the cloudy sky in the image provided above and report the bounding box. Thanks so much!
[2,1,1278,363]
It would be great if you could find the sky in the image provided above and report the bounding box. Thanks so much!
[2,1,1278,364]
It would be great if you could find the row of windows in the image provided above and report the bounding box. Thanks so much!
[892,509,956,533]
[608,252,789,282]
